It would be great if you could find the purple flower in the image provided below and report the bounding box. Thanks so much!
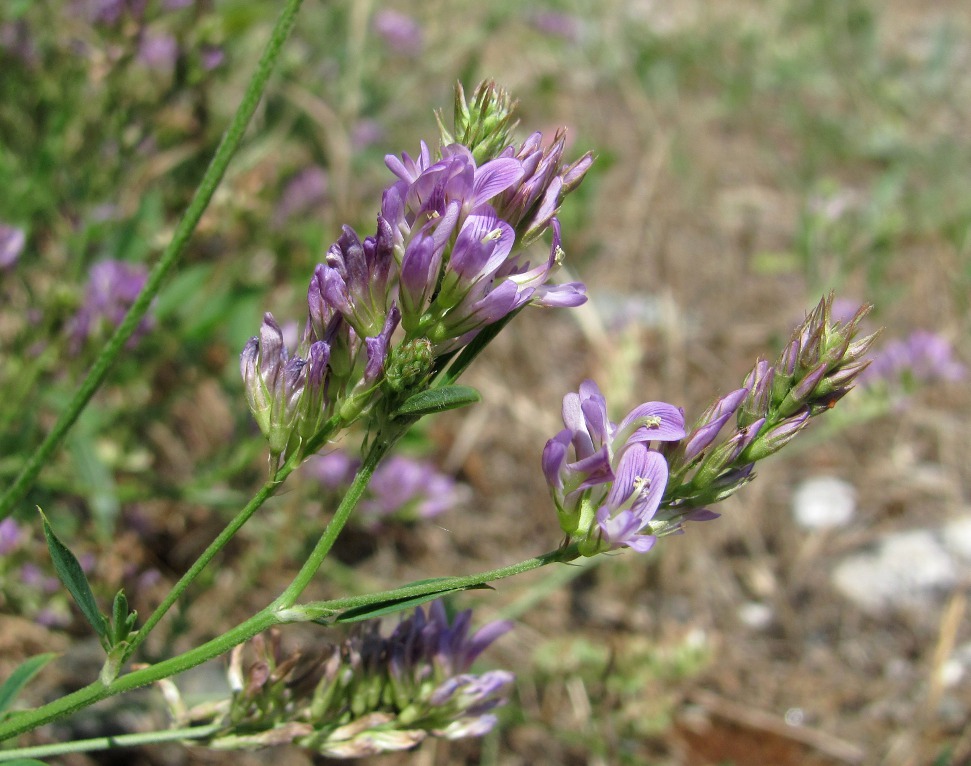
[137,32,179,72]
[543,379,683,553]
[69,260,151,352]
[861,330,965,388]
[527,11,582,42]
[0,224,25,270]
[594,444,667,554]
[199,44,225,71]
[315,218,396,339]
[382,141,588,350]
[0,517,21,555]
[306,450,359,489]
[372,10,424,56]
[306,450,469,524]
[240,313,316,459]
[273,166,329,227]
[189,603,514,755]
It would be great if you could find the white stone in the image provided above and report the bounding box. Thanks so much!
[792,476,856,529]
[831,529,958,614]
[942,515,971,562]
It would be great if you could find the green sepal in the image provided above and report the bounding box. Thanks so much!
[331,581,493,624]
[109,589,138,647]
[38,508,109,647]
[392,385,481,419]
[0,653,58,716]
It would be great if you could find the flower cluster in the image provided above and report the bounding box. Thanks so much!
[544,295,877,554]
[163,602,513,758]
[543,382,686,556]
[307,450,470,525]
[241,82,592,464]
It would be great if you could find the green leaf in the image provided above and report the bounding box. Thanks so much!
[393,385,481,419]
[4,759,51,766]
[38,508,109,645]
[332,582,492,624]
[0,653,58,715]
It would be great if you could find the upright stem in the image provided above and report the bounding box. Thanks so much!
[0,0,306,521]
[122,455,300,663]
[273,436,394,610]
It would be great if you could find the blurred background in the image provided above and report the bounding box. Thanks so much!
[1,0,969,764]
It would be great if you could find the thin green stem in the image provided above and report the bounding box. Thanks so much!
[0,0,306,521]
[297,543,582,619]
[273,436,395,610]
[121,454,300,663]
[0,608,280,744]
[0,724,221,761]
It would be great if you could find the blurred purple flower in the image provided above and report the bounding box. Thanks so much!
[137,33,178,72]
[0,21,37,63]
[861,330,965,387]
[200,44,225,71]
[69,260,152,352]
[0,224,25,270]
[0,517,21,555]
[273,167,329,227]
[351,119,385,150]
[527,11,582,42]
[372,10,424,56]
[307,450,469,523]
[76,0,147,25]
[362,454,469,521]
[306,449,359,489]
[20,563,61,594]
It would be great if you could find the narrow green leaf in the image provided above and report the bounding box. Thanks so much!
[333,583,492,624]
[38,509,108,644]
[0,653,58,714]
[4,759,51,766]
[393,385,481,418]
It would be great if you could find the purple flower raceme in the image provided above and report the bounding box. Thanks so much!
[545,295,878,554]
[68,259,152,353]
[160,602,514,757]
[241,82,592,461]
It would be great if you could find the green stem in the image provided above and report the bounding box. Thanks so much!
[0,542,581,744]
[298,543,581,619]
[273,436,394,610]
[0,608,281,744]
[0,724,221,762]
[0,0,306,521]
[121,454,300,663]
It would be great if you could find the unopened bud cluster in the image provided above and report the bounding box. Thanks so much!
[241,82,592,464]
[163,603,513,758]
[544,294,876,554]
